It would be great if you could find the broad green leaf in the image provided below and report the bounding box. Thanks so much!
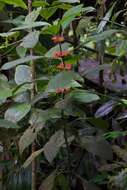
[46,71,83,93]
[0,0,27,9]
[33,1,49,7]
[25,7,42,23]
[61,4,83,29]
[0,75,12,102]
[4,103,31,123]
[0,119,19,128]
[11,22,50,31]
[41,7,57,20]
[29,108,61,125]
[43,130,65,163]
[19,127,38,154]
[80,135,113,160]
[16,46,27,58]
[14,91,30,103]
[0,31,17,38]
[41,24,60,35]
[82,6,96,14]
[59,0,80,3]
[0,89,12,101]
[69,90,100,103]
[23,148,43,168]
[39,171,56,190]
[87,29,117,43]
[21,31,40,48]
[45,42,70,58]
[55,174,70,190]
[1,55,42,70]
[15,65,32,90]
[97,3,116,33]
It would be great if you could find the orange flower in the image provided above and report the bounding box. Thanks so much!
[56,63,72,71]
[56,63,64,70]
[53,50,71,58]
[56,88,70,94]
[65,63,72,71]
[52,35,64,43]
[56,88,65,94]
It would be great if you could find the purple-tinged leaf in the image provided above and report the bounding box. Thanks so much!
[95,100,118,118]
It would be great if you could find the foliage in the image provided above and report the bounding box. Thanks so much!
[1,0,127,190]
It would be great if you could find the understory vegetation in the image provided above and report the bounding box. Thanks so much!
[1,0,127,189]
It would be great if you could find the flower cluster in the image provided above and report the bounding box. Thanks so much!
[53,50,71,58]
[51,35,72,94]
[56,87,70,94]
[57,63,72,71]
[52,35,64,43]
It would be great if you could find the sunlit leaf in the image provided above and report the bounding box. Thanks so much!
[1,55,42,70]
[0,0,27,9]
[0,119,19,128]
[4,103,31,123]
[21,31,40,48]
[15,65,32,90]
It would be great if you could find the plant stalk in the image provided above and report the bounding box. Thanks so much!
[59,42,71,184]
[27,1,37,190]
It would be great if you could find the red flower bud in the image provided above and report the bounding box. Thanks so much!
[52,35,64,43]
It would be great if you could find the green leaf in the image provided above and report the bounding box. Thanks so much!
[23,148,43,168]
[61,4,83,29]
[0,31,18,38]
[40,7,57,20]
[69,90,100,103]
[25,7,42,23]
[59,0,80,3]
[19,127,38,154]
[43,130,65,163]
[45,42,70,58]
[11,22,50,31]
[87,29,117,42]
[15,65,32,90]
[80,135,113,160]
[39,171,56,190]
[1,55,42,70]
[0,119,19,129]
[0,89,12,101]
[0,75,12,102]
[33,1,49,7]
[21,31,39,48]
[46,71,83,93]
[4,103,31,123]
[16,46,27,58]
[97,3,116,33]
[0,0,27,9]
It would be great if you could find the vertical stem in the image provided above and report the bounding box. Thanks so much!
[59,42,71,184]
[27,1,36,190]
[97,1,106,86]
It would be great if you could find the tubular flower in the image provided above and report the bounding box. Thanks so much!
[52,35,64,43]
[56,63,64,70]
[65,63,72,70]
[53,50,71,58]
[56,63,72,71]
[56,88,70,94]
